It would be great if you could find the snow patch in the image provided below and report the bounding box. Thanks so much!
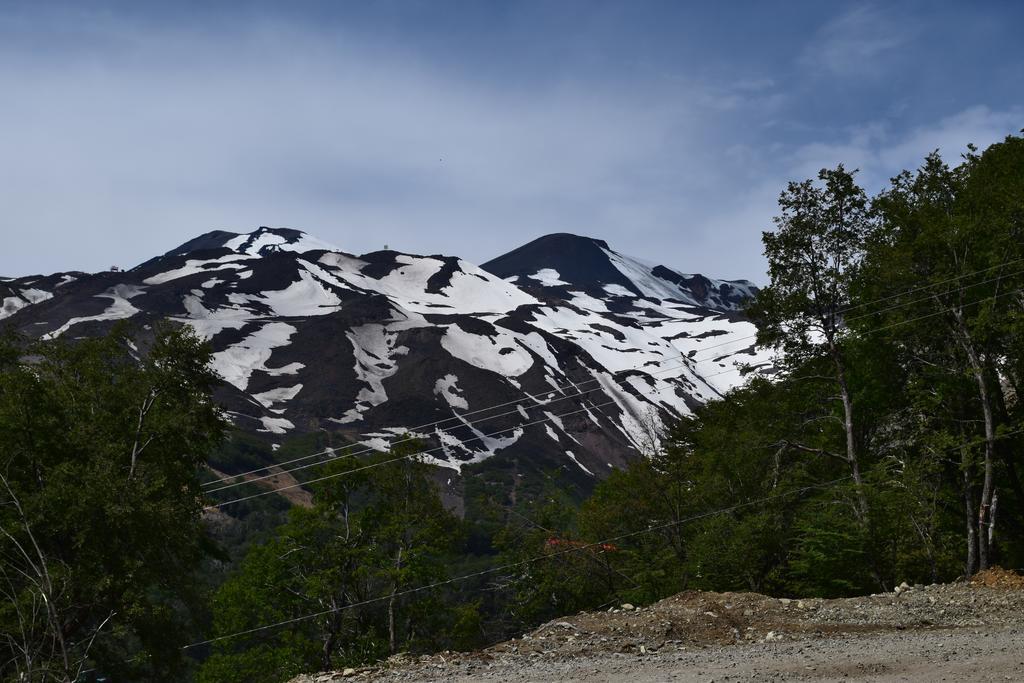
[602,283,633,297]
[210,322,298,391]
[529,268,569,286]
[566,450,594,476]
[252,384,303,409]
[144,254,255,285]
[259,416,295,434]
[42,285,144,339]
[2,288,53,320]
[226,229,338,255]
[441,324,534,377]
[434,374,469,410]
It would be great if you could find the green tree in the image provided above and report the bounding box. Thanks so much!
[864,136,1024,571]
[749,166,875,537]
[493,485,620,629]
[199,448,462,683]
[0,323,226,682]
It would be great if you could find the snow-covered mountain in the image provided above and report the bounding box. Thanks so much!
[2,227,771,489]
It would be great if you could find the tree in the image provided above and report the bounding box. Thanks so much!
[0,323,226,682]
[748,166,878,577]
[199,448,463,683]
[492,482,621,630]
[865,137,1024,571]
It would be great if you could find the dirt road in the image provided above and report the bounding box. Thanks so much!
[359,626,1023,682]
[293,569,1024,683]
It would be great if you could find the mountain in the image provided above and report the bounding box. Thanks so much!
[481,232,756,311]
[1,227,771,496]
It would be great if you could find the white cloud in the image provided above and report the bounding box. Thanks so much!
[0,15,749,276]
[800,5,915,78]
[689,105,1023,284]
[0,7,1019,287]
[787,106,1023,192]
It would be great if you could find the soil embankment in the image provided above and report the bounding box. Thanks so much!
[292,568,1024,682]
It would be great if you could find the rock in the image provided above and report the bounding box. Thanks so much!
[779,598,792,606]
[342,669,356,678]
[621,603,636,611]
[639,644,647,654]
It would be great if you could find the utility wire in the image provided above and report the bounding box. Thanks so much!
[837,256,1024,314]
[189,476,853,649]
[206,278,1024,502]
[203,357,696,494]
[207,259,1024,487]
[207,275,1022,509]
[695,284,1024,382]
[207,282,1024,506]
[207,397,622,509]
[192,426,1024,649]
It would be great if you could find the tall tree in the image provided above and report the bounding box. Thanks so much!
[749,167,874,536]
[865,137,1024,570]
[0,323,226,682]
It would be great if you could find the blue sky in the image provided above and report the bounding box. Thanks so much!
[1,1,1021,281]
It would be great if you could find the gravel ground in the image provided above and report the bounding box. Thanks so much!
[292,569,1024,683]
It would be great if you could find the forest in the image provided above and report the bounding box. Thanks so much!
[2,134,1022,682]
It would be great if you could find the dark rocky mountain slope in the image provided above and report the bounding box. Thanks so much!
[2,227,771,498]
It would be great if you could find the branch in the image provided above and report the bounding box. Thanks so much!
[74,610,116,681]
[0,471,73,677]
[128,388,160,481]
[770,440,847,462]
[800,414,844,428]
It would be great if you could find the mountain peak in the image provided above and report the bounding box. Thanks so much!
[163,227,339,260]
[482,233,637,294]
[483,233,756,311]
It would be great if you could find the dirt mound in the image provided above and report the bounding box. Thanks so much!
[297,580,1024,682]
[971,566,1024,589]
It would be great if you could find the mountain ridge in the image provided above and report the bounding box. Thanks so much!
[1,227,772,501]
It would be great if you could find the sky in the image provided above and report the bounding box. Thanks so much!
[1,1,1022,282]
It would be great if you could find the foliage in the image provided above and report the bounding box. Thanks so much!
[0,323,226,682]
[559,134,1024,603]
[198,447,464,683]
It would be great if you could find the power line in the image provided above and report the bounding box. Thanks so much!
[843,267,1024,322]
[203,338,744,488]
[209,259,1024,487]
[837,257,1024,314]
[207,397,621,509]
[203,357,699,494]
[688,280,1024,382]
[207,280,1024,503]
[189,476,853,649]
[696,284,1024,383]
[208,283,1024,506]
[192,426,1024,649]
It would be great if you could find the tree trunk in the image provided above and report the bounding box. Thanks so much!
[988,491,999,552]
[388,547,403,654]
[958,331,997,571]
[387,592,396,654]
[828,344,887,590]
[963,449,979,576]
[321,623,336,672]
[830,348,870,523]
